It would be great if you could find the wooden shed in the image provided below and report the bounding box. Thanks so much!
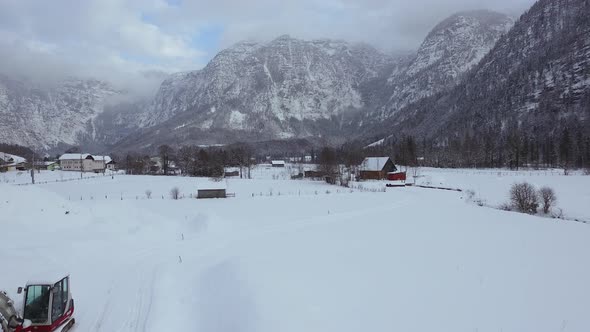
[359,157,397,180]
[197,189,227,199]
[271,160,286,167]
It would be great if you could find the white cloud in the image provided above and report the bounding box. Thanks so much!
[0,0,536,89]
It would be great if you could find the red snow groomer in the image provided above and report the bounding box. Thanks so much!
[0,275,75,332]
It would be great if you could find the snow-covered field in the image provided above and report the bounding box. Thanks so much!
[416,167,590,221]
[1,167,590,332]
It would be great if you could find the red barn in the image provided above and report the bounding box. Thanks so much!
[359,157,397,180]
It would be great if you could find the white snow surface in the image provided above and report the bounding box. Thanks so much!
[1,167,590,332]
[415,167,590,221]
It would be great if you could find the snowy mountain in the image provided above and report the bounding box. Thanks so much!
[116,36,396,149]
[116,11,513,151]
[0,76,123,149]
[7,6,576,154]
[368,0,590,162]
[0,75,154,151]
[369,10,513,120]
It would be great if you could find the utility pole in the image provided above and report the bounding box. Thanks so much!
[80,154,83,179]
[31,148,35,184]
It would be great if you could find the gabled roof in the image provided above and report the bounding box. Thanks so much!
[59,153,92,160]
[360,157,392,171]
[0,152,26,164]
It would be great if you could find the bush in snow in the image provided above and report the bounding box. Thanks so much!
[145,190,152,199]
[510,182,539,214]
[499,202,512,211]
[538,186,557,214]
[551,208,565,219]
[465,190,476,202]
[170,187,180,200]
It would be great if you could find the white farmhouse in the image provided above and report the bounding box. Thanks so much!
[58,154,111,172]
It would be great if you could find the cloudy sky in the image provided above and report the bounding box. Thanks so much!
[0,0,535,91]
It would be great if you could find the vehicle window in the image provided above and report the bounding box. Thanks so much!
[51,279,66,322]
[62,278,68,310]
[24,285,50,323]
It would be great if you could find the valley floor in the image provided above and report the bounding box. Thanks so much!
[1,168,589,332]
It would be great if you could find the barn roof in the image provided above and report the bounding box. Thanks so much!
[360,157,392,171]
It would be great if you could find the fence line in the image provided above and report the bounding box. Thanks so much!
[8,173,114,186]
[423,168,566,177]
[63,188,365,202]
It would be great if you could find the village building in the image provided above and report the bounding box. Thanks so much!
[0,152,27,172]
[58,154,111,172]
[359,157,397,180]
[33,161,59,171]
[271,160,286,167]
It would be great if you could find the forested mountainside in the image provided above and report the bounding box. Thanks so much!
[368,0,590,170]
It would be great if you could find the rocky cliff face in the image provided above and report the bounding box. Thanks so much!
[370,10,514,120]
[0,77,123,149]
[138,36,395,142]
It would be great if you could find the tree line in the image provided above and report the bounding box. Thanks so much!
[118,143,255,178]
[367,125,590,171]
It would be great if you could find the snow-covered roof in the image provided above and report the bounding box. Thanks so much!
[271,160,286,165]
[59,153,92,160]
[26,275,70,286]
[93,155,112,163]
[360,157,392,171]
[0,152,26,164]
[366,139,385,148]
[58,154,112,162]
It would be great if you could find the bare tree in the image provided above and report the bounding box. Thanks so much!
[158,145,174,175]
[178,146,195,175]
[539,186,557,214]
[145,190,152,199]
[318,147,338,177]
[170,187,180,200]
[510,182,539,214]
